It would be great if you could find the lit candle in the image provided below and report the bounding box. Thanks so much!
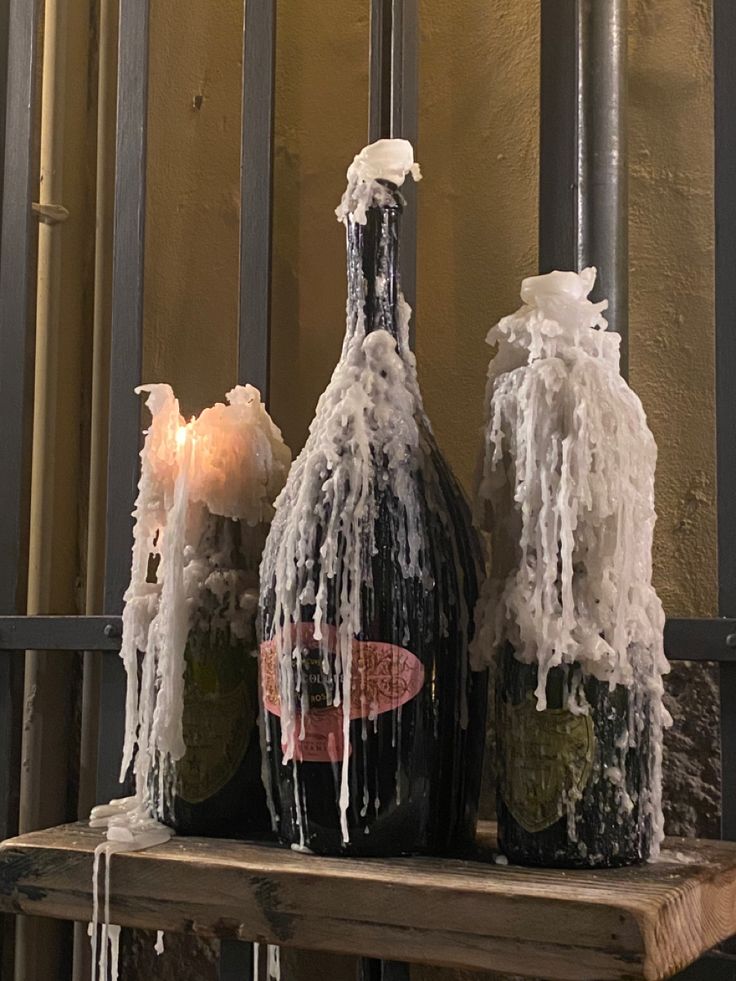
[88,382,290,981]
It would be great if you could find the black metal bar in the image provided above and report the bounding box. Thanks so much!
[238,0,276,400]
[0,0,43,849]
[369,0,418,146]
[96,0,150,805]
[219,940,254,981]
[0,0,11,269]
[664,618,736,663]
[0,616,122,652]
[0,614,722,663]
[369,0,391,142]
[0,0,42,623]
[539,0,578,277]
[363,14,418,980]
[368,0,419,336]
[539,0,628,372]
[226,2,278,976]
[714,0,736,843]
[673,949,736,980]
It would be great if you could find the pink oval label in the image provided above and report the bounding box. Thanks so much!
[260,623,424,763]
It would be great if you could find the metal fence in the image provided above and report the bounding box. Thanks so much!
[0,1,733,979]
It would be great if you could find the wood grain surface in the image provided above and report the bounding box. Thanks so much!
[0,822,735,980]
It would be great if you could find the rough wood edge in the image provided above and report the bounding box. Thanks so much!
[2,824,736,980]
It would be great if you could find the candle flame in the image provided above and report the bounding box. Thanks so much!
[175,425,188,449]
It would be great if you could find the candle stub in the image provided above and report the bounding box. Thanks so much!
[336,137,422,224]
[87,382,290,981]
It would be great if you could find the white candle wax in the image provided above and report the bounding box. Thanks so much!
[88,382,290,981]
[336,137,422,224]
[474,267,671,856]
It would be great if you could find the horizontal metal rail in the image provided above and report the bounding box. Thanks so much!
[0,615,732,662]
[664,618,736,662]
[0,616,122,651]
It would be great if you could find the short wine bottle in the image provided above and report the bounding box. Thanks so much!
[259,140,487,856]
[496,648,653,868]
[477,268,668,869]
[156,511,271,837]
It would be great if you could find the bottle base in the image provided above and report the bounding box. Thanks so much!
[498,831,649,870]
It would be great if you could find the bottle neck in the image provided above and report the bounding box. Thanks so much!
[346,187,403,339]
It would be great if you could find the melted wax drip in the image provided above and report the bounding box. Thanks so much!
[88,383,290,980]
[473,267,671,855]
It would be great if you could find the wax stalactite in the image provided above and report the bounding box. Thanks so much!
[260,138,487,856]
[474,267,671,867]
[88,382,290,980]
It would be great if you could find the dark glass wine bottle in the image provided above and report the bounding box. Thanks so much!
[156,511,271,837]
[486,269,664,870]
[496,646,653,868]
[259,174,487,857]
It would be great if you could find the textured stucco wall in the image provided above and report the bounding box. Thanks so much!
[629,0,716,617]
[627,0,719,841]
[142,1,242,416]
[136,0,718,978]
[417,0,539,493]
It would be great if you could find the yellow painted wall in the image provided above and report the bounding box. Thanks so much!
[628,0,716,617]
[143,0,716,620]
[135,1,717,977]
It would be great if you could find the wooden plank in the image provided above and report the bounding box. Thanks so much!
[1,824,735,979]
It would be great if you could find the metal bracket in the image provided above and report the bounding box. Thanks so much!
[31,202,69,225]
[0,616,122,651]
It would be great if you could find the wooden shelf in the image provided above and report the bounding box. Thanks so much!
[1,822,736,980]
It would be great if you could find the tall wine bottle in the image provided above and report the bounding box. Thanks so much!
[475,268,669,869]
[155,511,270,837]
[259,140,487,856]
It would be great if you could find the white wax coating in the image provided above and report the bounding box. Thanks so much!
[267,944,281,981]
[474,266,671,856]
[88,382,290,981]
[261,218,432,841]
[113,381,290,820]
[336,138,422,224]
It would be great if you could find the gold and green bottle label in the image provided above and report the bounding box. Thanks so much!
[499,695,595,833]
[176,632,258,805]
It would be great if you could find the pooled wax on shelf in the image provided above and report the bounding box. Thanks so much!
[474,268,671,863]
[88,383,290,981]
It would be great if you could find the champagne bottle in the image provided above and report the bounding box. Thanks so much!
[259,140,487,856]
[155,511,271,836]
[496,648,653,867]
[475,268,669,869]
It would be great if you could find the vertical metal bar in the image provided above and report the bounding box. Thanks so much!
[96,0,149,805]
[238,0,276,399]
[538,0,578,278]
[368,0,419,335]
[539,0,628,373]
[363,12,417,978]
[577,0,628,369]
[0,4,43,976]
[714,0,736,843]
[369,0,392,142]
[222,2,278,976]
[0,0,43,625]
[0,0,11,267]
[0,0,43,843]
[219,941,254,981]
